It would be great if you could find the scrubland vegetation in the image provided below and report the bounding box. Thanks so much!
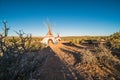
[78,45,120,79]
[61,31,120,80]
[0,22,43,80]
[107,31,120,49]
[0,21,120,80]
[62,36,106,44]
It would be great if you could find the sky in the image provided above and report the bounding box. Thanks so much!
[0,0,120,36]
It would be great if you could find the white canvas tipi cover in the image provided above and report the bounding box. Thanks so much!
[41,22,57,45]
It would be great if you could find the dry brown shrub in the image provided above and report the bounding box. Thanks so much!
[74,45,120,79]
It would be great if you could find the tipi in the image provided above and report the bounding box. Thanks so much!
[56,33,61,41]
[41,22,60,45]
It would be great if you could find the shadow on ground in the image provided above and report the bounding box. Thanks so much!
[33,46,78,80]
[62,42,84,49]
[60,47,82,66]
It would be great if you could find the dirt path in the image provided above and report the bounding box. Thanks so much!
[50,42,84,80]
[32,45,75,80]
[32,41,120,80]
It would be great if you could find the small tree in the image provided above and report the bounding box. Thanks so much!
[0,21,10,56]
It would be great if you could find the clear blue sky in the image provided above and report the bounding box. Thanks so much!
[0,0,120,36]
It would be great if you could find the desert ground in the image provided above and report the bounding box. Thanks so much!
[30,41,120,80]
[0,25,120,80]
[32,41,86,80]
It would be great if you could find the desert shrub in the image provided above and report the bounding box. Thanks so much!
[95,45,120,79]
[95,45,120,66]
[107,31,120,49]
[0,21,42,80]
[80,50,98,65]
[0,31,32,56]
[0,52,39,80]
[76,48,107,79]
[76,45,120,79]
[71,38,80,44]
[30,41,42,52]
